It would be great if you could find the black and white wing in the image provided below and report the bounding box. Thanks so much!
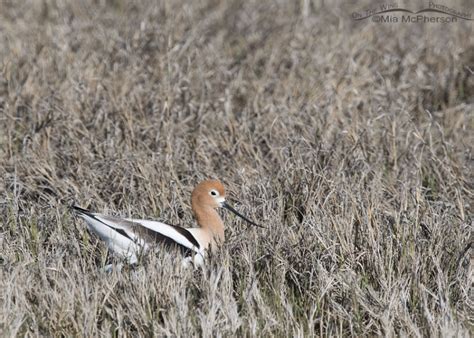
[73,206,201,258]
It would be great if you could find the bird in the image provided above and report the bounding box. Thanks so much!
[73,180,261,269]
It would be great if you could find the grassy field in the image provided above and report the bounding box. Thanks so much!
[0,0,473,336]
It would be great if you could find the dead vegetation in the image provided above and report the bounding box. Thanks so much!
[0,0,473,336]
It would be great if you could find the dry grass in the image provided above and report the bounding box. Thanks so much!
[0,0,473,336]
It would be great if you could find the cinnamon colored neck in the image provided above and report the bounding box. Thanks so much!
[193,206,225,243]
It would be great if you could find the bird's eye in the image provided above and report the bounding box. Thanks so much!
[210,190,218,196]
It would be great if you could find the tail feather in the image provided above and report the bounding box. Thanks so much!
[72,205,94,216]
[72,205,134,241]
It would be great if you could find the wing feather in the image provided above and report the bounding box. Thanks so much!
[93,215,201,253]
[73,206,201,256]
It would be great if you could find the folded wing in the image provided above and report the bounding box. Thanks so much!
[73,206,201,256]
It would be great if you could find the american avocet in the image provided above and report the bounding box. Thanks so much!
[73,180,260,269]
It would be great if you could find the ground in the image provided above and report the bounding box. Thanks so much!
[0,0,472,336]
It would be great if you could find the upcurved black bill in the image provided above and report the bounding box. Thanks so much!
[222,201,264,228]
